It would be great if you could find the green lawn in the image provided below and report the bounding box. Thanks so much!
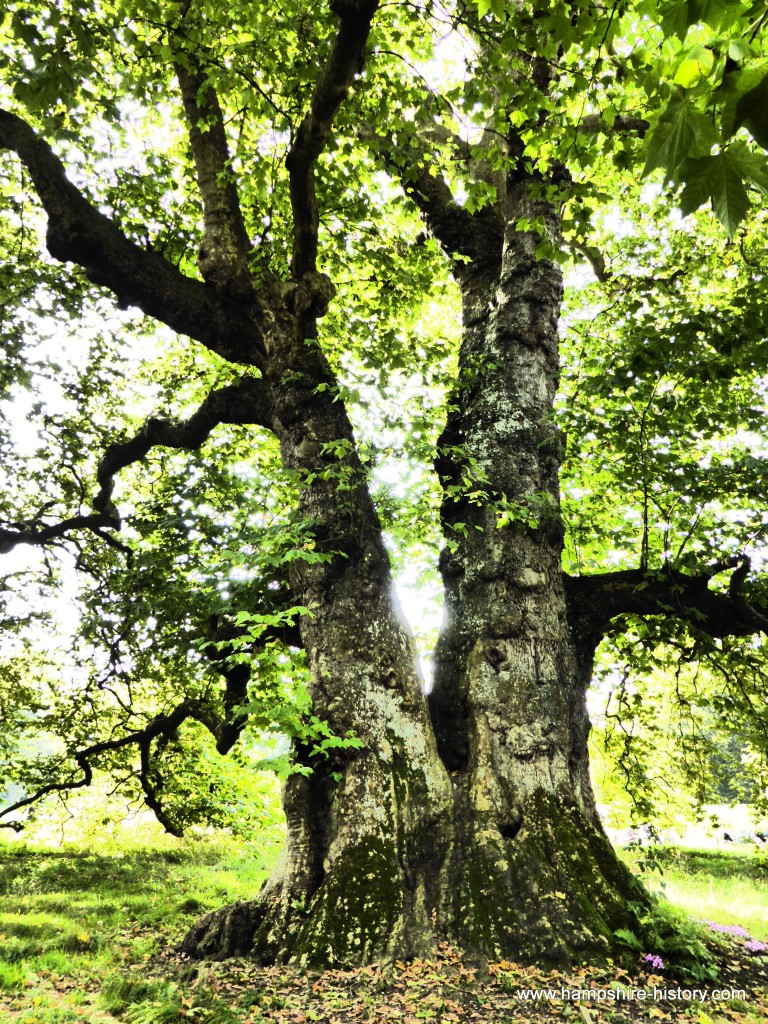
[653,850,768,942]
[624,846,768,941]
[0,838,274,1022]
[0,839,766,1023]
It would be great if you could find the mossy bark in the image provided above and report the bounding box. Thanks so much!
[182,188,647,969]
[427,182,646,961]
[182,316,453,966]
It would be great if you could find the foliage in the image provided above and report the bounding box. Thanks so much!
[616,897,719,981]
[0,0,768,847]
[590,650,765,826]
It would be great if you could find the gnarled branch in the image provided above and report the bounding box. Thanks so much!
[0,109,266,366]
[94,375,274,522]
[0,699,208,833]
[566,556,768,656]
[0,375,274,555]
[0,513,121,554]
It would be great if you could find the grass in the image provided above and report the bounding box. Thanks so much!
[624,846,768,941]
[0,837,765,1022]
[0,837,275,1022]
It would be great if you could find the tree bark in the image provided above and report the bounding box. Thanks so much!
[182,186,644,966]
[424,181,642,961]
[181,315,454,966]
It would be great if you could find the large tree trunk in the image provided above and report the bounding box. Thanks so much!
[181,318,454,965]
[182,196,644,967]
[428,185,642,960]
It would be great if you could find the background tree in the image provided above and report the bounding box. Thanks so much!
[1,0,768,967]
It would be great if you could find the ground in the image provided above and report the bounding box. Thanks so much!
[2,940,767,1023]
[0,840,765,1023]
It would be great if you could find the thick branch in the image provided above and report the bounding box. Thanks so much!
[173,47,254,297]
[0,513,120,554]
[204,620,258,757]
[360,123,503,270]
[569,239,611,282]
[401,141,502,266]
[566,558,768,654]
[579,113,650,136]
[0,375,274,554]
[286,0,379,278]
[0,109,265,366]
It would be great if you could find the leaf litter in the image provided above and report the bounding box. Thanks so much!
[1,937,766,1022]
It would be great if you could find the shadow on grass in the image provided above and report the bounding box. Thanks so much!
[0,841,273,996]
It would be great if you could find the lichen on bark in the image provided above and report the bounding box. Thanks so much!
[181,205,649,968]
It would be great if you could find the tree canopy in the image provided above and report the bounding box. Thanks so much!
[2,0,768,967]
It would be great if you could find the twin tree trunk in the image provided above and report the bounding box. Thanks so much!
[181,194,643,967]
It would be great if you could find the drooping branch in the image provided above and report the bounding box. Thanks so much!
[0,375,274,554]
[0,699,213,834]
[0,605,307,833]
[94,375,274,523]
[566,556,768,656]
[138,733,183,836]
[0,109,266,366]
[172,41,254,298]
[286,0,380,280]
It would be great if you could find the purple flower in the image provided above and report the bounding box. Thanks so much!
[706,922,750,938]
[745,939,768,954]
[643,954,665,971]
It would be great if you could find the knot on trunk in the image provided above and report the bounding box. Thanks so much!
[282,271,336,318]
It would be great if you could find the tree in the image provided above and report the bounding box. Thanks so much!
[2,0,768,967]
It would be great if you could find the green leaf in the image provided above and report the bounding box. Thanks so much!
[679,158,714,216]
[644,97,717,180]
[679,149,751,235]
[614,928,643,950]
[659,0,729,38]
[674,44,714,88]
[692,0,732,29]
[726,140,768,192]
[710,152,749,234]
[733,72,768,150]
[728,39,752,63]
[660,1,694,39]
